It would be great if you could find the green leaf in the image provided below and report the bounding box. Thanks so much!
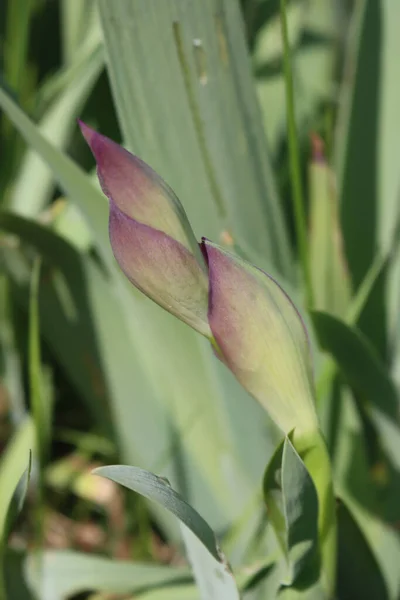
[308,148,351,317]
[0,418,34,598]
[255,1,337,154]
[0,212,114,433]
[333,387,400,599]
[4,550,35,600]
[98,0,292,279]
[94,466,240,599]
[336,499,389,600]
[130,585,199,600]
[29,259,51,464]
[25,550,191,600]
[9,32,104,216]
[263,437,319,588]
[312,310,400,469]
[0,83,111,263]
[60,0,97,63]
[334,0,400,354]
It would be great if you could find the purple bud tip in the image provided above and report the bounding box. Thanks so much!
[78,120,96,145]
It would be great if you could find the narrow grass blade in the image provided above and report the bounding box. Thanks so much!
[254,1,337,154]
[279,0,312,306]
[29,259,51,464]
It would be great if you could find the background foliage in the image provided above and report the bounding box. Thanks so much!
[0,0,400,598]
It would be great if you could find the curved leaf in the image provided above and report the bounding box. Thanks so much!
[263,437,319,588]
[94,465,240,600]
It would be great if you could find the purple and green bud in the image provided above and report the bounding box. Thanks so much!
[79,122,210,337]
[202,239,319,436]
[80,123,318,435]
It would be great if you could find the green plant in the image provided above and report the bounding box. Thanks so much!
[0,1,399,599]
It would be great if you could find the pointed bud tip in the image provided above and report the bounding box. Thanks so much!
[78,120,96,145]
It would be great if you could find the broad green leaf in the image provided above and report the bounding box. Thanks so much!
[376,1,400,254]
[382,1,400,393]
[98,0,292,279]
[335,0,380,284]
[0,418,34,598]
[336,499,388,600]
[25,550,191,600]
[94,466,240,599]
[263,437,319,588]
[334,0,400,354]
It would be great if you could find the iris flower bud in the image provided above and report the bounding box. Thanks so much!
[79,122,210,337]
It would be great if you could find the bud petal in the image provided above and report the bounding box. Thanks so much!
[79,121,200,257]
[202,240,318,434]
[110,202,210,337]
[79,122,210,336]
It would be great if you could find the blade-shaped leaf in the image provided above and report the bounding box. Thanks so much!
[336,499,388,600]
[332,387,400,599]
[263,437,319,588]
[29,258,51,464]
[0,418,34,597]
[308,140,351,317]
[94,465,240,600]
[98,0,292,279]
[312,310,400,470]
[9,32,104,216]
[25,550,191,600]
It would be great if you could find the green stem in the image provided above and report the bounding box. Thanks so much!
[279,0,313,308]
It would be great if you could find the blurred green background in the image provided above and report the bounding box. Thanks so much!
[1,0,400,598]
